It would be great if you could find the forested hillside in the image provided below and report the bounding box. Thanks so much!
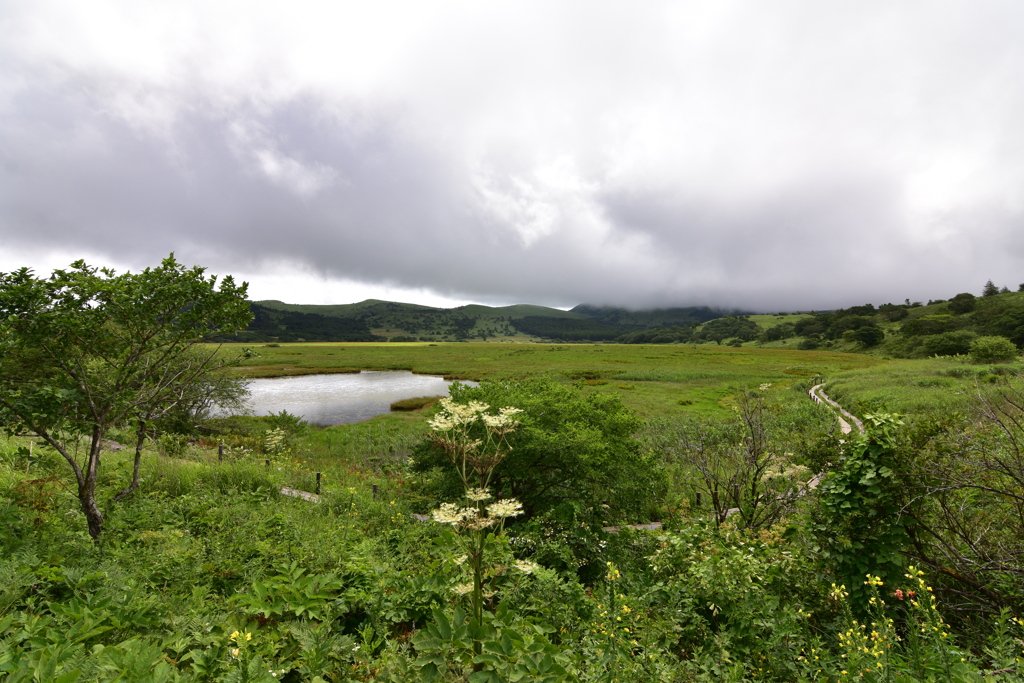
[245,300,739,342]
[216,303,382,342]
[616,283,1024,359]
[746,285,1024,358]
[224,284,1024,351]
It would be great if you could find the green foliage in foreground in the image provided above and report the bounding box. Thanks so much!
[2,377,1024,680]
[0,255,252,540]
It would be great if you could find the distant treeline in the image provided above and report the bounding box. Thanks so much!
[215,303,381,342]
[509,316,624,341]
[617,316,761,345]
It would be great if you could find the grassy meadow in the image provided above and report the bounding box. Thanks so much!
[4,341,1024,680]
[225,342,881,418]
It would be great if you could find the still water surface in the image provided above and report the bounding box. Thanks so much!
[243,371,470,426]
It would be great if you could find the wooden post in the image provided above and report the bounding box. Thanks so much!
[265,459,270,468]
[695,492,702,507]
[315,472,321,495]
[218,444,224,461]
[372,483,378,500]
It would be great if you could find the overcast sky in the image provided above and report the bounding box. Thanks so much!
[2,1,1023,311]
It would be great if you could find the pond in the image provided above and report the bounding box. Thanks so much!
[241,371,472,426]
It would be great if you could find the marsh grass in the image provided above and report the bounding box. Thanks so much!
[825,357,1024,415]
[389,396,442,411]
[222,342,879,417]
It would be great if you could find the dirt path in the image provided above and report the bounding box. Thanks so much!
[810,383,864,434]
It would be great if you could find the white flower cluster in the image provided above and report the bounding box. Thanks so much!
[514,559,540,575]
[430,490,524,529]
[482,406,524,431]
[428,398,523,433]
[431,502,476,525]
[465,487,492,502]
[487,499,523,519]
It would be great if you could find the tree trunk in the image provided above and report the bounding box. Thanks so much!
[80,426,105,540]
[80,484,104,540]
[113,421,146,502]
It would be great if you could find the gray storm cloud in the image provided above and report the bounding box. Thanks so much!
[1,1,1023,310]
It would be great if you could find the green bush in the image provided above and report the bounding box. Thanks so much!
[970,335,1019,363]
[919,330,978,357]
[411,378,663,522]
[811,413,910,604]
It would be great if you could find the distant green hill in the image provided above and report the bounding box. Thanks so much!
[246,299,720,342]
[253,299,585,341]
[221,288,1024,350]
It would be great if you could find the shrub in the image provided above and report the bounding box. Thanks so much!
[919,330,978,357]
[970,335,1019,363]
[812,413,910,603]
[411,378,662,522]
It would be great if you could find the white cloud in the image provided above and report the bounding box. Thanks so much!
[2,1,1023,309]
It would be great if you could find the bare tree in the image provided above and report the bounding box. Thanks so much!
[661,392,808,529]
[904,375,1024,615]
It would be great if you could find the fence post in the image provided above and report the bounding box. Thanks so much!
[695,492,702,507]
[218,444,224,461]
[372,483,378,500]
[265,459,270,468]
[316,472,321,495]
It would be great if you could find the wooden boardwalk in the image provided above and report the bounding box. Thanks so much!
[810,383,864,434]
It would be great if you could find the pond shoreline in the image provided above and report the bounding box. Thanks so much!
[232,365,480,382]
[239,370,471,426]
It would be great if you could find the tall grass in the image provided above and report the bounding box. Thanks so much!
[826,357,1024,415]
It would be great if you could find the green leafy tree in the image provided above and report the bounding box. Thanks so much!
[0,256,252,539]
[879,303,909,321]
[947,292,977,314]
[695,315,761,343]
[759,322,795,342]
[851,324,885,347]
[793,316,827,337]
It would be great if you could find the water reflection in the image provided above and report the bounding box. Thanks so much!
[241,371,472,426]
